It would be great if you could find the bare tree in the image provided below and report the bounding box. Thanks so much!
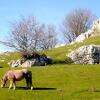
[38,24,57,50]
[0,16,57,53]
[62,8,96,43]
[0,16,41,53]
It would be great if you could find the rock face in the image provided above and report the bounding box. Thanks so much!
[9,60,21,67]
[71,19,100,44]
[67,45,100,64]
[9,54,52,67]
[55,43,66,48]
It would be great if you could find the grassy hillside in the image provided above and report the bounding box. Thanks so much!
[0,36,100,100]
[41,36,100,63]
[0,52,21,67]
[0,36,100,67]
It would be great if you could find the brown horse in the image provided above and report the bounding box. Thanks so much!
[1,69,33,90]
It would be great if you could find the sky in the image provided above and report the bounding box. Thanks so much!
[0,0,100,52]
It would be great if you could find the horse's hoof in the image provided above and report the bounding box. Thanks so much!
[13,88,16,90]
[9,87,12,89]
[1,85,4,88]
[31,87,33,90]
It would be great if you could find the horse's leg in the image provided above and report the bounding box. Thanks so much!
[13,81,16,90]
[28,77,33,90]
[9,80,13,89]
[30,82,33,90]
[25,77,30,88]
[30,81,34,90]
[26,78,33,90]
[25,71,33,90]
[29,75,33,90]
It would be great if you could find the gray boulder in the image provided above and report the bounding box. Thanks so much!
[9,54,52,67]
[20,59,36,67]
[67,45,100,64]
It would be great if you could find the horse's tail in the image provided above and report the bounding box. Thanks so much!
[27,71,32,80]
[25,70,33,88]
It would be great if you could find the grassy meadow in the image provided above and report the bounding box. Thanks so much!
[0,36,100,100]
[1,65,100,100]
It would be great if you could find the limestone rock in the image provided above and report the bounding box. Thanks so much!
[67,45,100,64]
[9,60,21,67]
[70,19,100,44]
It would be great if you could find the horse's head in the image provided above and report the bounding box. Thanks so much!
[1,75,7,88]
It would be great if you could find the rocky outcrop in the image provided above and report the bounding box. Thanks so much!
[9,59,22,67]
[71,19,100,44]
[67,45,100,64]
[55,43,66,48]
[9,54,52,67]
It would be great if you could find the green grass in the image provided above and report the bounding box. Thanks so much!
[0,52,21,67]
[0,36,100,100]
[1,64,100,100]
